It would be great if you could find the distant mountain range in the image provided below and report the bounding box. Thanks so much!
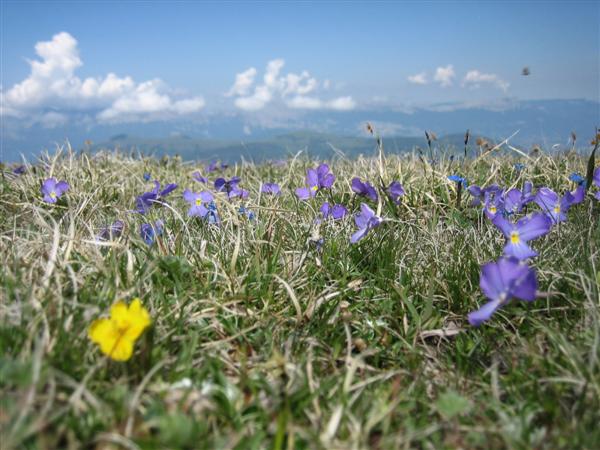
[94,130,478,162]
[2,98,598,162]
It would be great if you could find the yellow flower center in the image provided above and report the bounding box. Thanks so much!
[195,198,202,206]
[553,205,560,214]
[489,206,496,214]
[311,185,318,192]
[50,191,57,199]
[510,231,520,244]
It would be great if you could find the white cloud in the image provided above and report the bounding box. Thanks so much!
[286,95,356,111]
[227,59,355,111]
[326,96,356,111]
[462,70,510,92]
[434,65,455,87]
[408,72,428,85]
[225,67,257,97]
[286,96,323,109]
[1,32,205,124]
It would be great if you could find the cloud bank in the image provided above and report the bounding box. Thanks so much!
[227,59,356,111]
[462,70,510,92]
[1,32,205,125]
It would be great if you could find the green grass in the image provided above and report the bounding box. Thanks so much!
[1,144,599,449]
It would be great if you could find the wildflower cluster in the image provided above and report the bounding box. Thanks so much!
[466,170,594,325]
[23,151,600,369]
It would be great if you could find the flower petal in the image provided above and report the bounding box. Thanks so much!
[468,299,502,326]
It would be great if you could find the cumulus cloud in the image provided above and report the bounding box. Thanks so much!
[462,70,510,92]
[1,32,205,124]
[434,65,455,87]
[286,95,355,111]
[225,67,257,97]
[407,72,428,85]
[227,59,355,111]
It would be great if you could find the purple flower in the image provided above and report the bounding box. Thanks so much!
[468,257,538,326]
[535,187,574,223]
[468,185,484,206]
[350,203,382,243]
[13,165,26,175]
[570,185,585,205]
[320,202,347,220]
[215,176,247,199]
[503,188,525,215]
[140,220,164,246]
[386,181,405,204]
[97,220,125,241]
[41,177,69,203]
[492,213,552,260]
[295,164,335,200]
[135,181,178,214]
[206,161,219,172]
[261,182,281,195]
[143,172,151,181]
[351,177,378,201]
[514,163,526,172]
[192,171,208,183]
[594,167,600,200]
[468,184,502,207]
[522,181,535,205]
[183,189,214,217]
[484,190,505,220]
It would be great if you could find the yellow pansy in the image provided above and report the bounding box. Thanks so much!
[88,298,151,361]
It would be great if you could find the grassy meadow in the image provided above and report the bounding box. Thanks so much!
[1,138,599,449]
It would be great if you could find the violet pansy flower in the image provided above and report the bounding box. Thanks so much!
[492,213,552,260]
[535,187,574,223]
[468,257,538,326]
[135,180,178,214]
[41,177,69,203]
[594,167,600,200]
[140,220,164,246]
[295,164,335,200]
[192,171,208,183]
[13,165,26,175]
[261,182,281,195]
[215,176,247,199]
[484,190,505,220]
[351,177,378,201]
[570,185,585,205]
[503,188,526,215]
[183,189,214,217]
[320,202,347,220]
[386,181,405,204]
[350,203,382,243]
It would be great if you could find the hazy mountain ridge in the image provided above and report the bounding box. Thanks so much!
[2,99,598,162]
[96,131,484,162]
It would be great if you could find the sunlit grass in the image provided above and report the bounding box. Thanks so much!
[1,142,599,449]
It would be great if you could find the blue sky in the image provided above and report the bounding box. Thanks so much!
[1,1,598,128]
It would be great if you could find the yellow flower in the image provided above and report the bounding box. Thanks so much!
[88,298,151,361]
